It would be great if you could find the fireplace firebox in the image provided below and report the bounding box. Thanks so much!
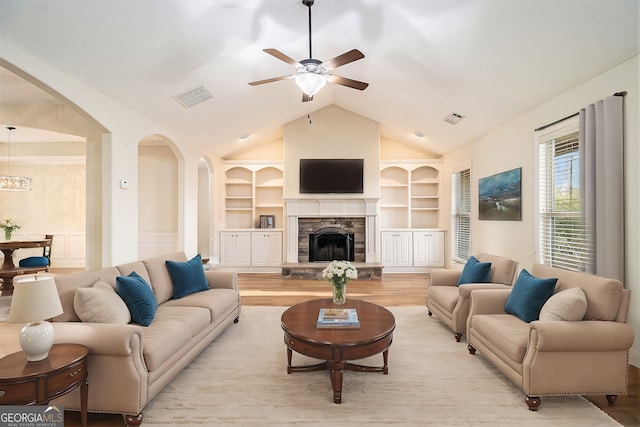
[309,227,354,262]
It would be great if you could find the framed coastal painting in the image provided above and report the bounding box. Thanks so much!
[478,167,522,221]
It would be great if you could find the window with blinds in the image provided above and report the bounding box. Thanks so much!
[536,117,592,271]
[451,167,471,262]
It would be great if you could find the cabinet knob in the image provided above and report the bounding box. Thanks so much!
[0,391,5,397]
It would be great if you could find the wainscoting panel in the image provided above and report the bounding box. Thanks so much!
[138,232,179,259]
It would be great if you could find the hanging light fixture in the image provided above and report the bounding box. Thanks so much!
[0,126,32,191]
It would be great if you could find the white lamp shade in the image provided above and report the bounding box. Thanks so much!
[9,276,63,323]
[295,73,327,96]
[9,276,63,362]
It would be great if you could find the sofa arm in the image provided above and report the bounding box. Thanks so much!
[53,322,144,357]
[468,288,511,315]
[205,270,238,290]
[429,269,461,287]
[50,322,149,415]
[458,283,510,298]
[529,320,635,352]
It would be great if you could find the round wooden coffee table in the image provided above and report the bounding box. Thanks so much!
[281,298,395,404]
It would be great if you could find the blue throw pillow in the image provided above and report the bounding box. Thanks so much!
[505,269,558,323]
[166,254,209,299]
[116,271,158,326]
[457,256,492,286]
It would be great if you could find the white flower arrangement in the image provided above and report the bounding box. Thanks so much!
[322,260,358,287]
[0,218,20,233]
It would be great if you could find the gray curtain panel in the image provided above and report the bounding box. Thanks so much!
[579,95,624,281]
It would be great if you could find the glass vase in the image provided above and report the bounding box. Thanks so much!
[4,230,11,241]
[333,283,346,305]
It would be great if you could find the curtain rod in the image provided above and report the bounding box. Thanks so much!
[534,112,579,132]
[535,91,626,132]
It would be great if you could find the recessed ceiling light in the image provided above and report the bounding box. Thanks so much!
[444,112,466,125]
[413,131,424,139]
[240,134,250,141]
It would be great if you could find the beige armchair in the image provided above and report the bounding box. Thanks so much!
[427,253,518,342]
[466,264,634,410]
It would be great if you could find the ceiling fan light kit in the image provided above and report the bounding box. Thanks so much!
[249,0,368,101]
[295,73,327,96]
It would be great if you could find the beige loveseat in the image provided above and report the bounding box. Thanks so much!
[0,252,241,426]
[466,264,634,410]
[427,253,518,341]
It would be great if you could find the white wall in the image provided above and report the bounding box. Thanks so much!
[1,39,217,266]
[0,157,87,268]
[442,55,640,366]
[283,105,380,199]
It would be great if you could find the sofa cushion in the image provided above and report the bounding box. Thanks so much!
[505,269,557,322]
[162,288,241,322]
[476,253,518,285]
[532,264,624,321]
[426,286,459,313]
[74,279,131,324]
[143,252,189,305]
[471,314,530,364]
[457,256,492,286]
[53,267,121,322]
[539,287,587,321]
[166,254,209,299]
[116,272,158,326]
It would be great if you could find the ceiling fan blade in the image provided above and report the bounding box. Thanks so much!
[328,75,369,91]
[321,49,364,70]
[263,48,300,66]
[248,75,294,86]
[302,93,314,102]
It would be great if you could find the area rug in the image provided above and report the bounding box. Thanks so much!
[143,306,620,427]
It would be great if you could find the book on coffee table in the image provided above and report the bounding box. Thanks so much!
[317,308,360,329]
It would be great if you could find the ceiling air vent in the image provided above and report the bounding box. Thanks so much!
[173,85,213,108]
[444,112,466,125]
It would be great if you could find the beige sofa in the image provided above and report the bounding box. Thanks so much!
[0,252,241,426]
[427,253,518,341]
[466,264,634,410]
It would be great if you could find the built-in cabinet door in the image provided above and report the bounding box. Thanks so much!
[413,230,445,267]
[381,231,413,266]
[251,231,283,267]
[220,231,251,267]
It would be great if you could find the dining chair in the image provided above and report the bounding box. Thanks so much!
[18,234,53,271]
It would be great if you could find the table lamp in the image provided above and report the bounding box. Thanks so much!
[8,275,63,362]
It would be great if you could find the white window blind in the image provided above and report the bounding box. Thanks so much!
[451,167,471,262]
[537,118,592,271]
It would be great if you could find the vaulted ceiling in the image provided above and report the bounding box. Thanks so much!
[0,0,638,157]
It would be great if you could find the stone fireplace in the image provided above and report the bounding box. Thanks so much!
[298,218,365,263]
[284,198,379,264]
[310,228,354,262]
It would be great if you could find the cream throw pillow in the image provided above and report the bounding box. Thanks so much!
[539,286,587,321]
[74,279,131,324]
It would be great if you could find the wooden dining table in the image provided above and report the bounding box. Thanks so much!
[0,239,51,295]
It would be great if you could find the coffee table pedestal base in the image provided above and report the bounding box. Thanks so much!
[286,348,389,404]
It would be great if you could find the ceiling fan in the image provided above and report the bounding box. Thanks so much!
[248,0,369,102]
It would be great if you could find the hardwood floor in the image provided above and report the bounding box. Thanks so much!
[59,273,639,427]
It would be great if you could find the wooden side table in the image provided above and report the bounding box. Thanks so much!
[0,343,89,427]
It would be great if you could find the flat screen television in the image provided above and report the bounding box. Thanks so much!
[299,159,364,194]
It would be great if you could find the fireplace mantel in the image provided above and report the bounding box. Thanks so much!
[284,198,379,263]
